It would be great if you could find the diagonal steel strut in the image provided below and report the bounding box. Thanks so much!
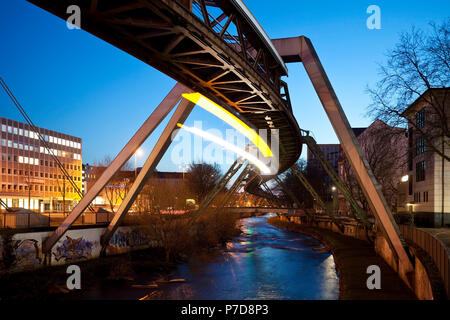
[290,164,344,232]
[217,163,251,208]
[272,36,414,278]
[100,96,195,255]
[42,83,189,255]
[194,159,244,217]
[302,134,370,228]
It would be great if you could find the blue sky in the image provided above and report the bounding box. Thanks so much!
[0,0,448,173]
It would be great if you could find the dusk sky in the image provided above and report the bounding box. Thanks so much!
[1,0,449,173]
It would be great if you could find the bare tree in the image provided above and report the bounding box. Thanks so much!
[91,156,133,212]
[185,163,221,203]
[340,121,408,214]
[367,20,450,161]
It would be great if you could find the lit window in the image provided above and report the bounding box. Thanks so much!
[49,136,53,143]
[18,156,23,163]
[19,128,23,136]
[1,124,6,132]
[24,130,28,137]
[13,127,18,135]
[7,126,12,133]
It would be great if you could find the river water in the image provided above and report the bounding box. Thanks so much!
[71,213,339,300]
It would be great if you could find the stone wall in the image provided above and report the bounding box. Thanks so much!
[281,214,439,300]
[0,225,159,273]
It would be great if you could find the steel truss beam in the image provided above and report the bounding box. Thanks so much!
[261,182,283,208]
[272,36,414,278]
[42,83,189,254]
[290,164,344,232]
[302,134,370,227]
[100,96,195,255]
[27,0,303,175]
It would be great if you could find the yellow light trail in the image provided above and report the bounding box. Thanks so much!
[176,123,272,175]
[181,92,272,157]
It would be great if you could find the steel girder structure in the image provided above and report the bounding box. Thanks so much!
[42,83,191,254]
[261,182,282,208]
[290,164,344,232]
[272,36,414,280]
[100,95,196,255]
[28,0,303,175]
[217,164,251,208]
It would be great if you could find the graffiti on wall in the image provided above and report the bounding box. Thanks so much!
[107,229,149,254]
[14,239,42,267]
[53,236,95,262]
[0,238,42,270]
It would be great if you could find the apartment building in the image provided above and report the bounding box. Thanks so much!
[0,117,82,212]
[402,88,450,227]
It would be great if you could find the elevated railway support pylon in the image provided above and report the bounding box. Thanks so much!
[272,36,414,283]
[42,83,192,255]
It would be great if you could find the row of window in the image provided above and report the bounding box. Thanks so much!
[1,184,77,193]
[413,191,429,203]
[1,198,40,210]
[416,160,426,182]
[1,124,81,149]
[1,167,81,181]
[1,139,81,160]
[1,153,81,171]
[416,107,426,129]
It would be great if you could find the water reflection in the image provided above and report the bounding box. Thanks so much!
[142,213,339,300]
[68,214,339,300]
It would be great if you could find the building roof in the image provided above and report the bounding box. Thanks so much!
[401,88,449,117]
[352,127,368,137]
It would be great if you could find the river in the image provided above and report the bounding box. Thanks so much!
[71,213,339,300]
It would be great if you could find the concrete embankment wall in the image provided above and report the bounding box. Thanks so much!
[0,225,159,273]
[278,214,440,300]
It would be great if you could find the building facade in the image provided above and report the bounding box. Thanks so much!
[402,88,450,227]
[337,120,408,216]
[0,117,82,212]
[307,144,341,173]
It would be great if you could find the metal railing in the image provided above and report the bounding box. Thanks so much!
[0,211,114,229]
[399,224,450,298]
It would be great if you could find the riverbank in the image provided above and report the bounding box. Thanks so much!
[0,247,177,300]
[267,216,416,300]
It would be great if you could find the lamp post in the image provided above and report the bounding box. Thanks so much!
[134,148,143,178]
[331,186,337,215]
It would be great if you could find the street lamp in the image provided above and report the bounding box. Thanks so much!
[134,148,143,178]
[331,186,338,215]
[178,163,188,179]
